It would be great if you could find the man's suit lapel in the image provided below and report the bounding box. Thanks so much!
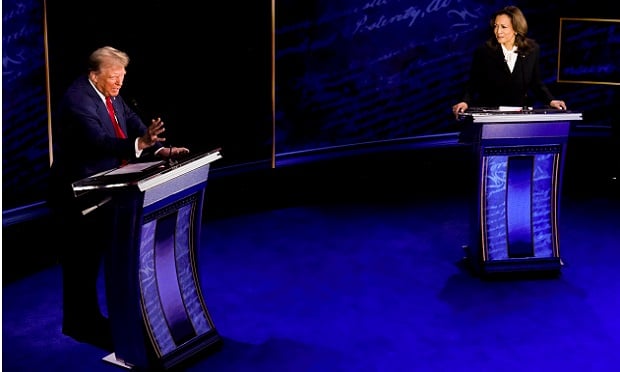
[96,97,116,137]
[86,80,117,137]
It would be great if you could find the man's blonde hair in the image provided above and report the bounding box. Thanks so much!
[88,46,130,72]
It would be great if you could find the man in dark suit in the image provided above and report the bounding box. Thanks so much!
[452,6,567,117]
[48,46,189,351]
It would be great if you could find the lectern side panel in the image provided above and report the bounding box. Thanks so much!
[482,155,509,260]
[532,153,558,258]
[139,218,176,354]
[175,205,212,334]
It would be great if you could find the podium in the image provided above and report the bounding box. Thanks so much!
[459,110,582,276]
[72,149,223,370]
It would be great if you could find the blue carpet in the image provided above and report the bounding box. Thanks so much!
[3,150,620,371]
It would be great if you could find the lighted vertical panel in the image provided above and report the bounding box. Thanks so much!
[483,155,509,261]
[139,197,215,358]
[481,148,560,263]
[531,153,557,258]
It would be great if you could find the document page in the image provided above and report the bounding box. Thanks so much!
[105,161,164,175]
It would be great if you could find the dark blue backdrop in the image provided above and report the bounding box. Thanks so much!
[2,0,618,213]
[558,17,620,85]
[274,0,618,159]
[2,0,49,212]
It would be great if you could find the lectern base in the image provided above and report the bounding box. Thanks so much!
[482,257,562,274]
[102,353,133,369]
[462,245,563,278]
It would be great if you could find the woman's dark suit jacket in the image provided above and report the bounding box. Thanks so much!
[461,40,555,108]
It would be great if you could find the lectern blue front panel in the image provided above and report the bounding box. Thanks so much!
[139,194,214,357]
[482,147,559,261]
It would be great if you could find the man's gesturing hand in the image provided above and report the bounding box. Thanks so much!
[138,117,166,150]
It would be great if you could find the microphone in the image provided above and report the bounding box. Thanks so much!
[520,54,528,110]
[128,97,139,112]
[129,97,149,123]
[167,145,179,167]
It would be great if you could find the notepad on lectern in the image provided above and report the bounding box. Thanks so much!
[498,106,533,111]
[105,161,164,175]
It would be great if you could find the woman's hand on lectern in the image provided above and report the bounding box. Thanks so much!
[452,102,469,119]
[549,100,567,110]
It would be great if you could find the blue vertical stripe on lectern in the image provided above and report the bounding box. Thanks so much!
[140,219,175,354]
[175,205,211,334]
[531,153,555,257]
[485,156,508,260]
[155,213,196,345]
[506,156,534,257]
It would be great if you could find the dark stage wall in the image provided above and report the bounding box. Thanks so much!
[2,0,618,214]
[44,1,273,169]
[274,0,618,159]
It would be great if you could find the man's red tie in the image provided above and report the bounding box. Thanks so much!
[106,96,128,166]
[105,96,127,139]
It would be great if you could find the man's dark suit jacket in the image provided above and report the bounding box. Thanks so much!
[48,75,161,211]
[461,40,555,108]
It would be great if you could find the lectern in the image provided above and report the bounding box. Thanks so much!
[459,110,582,276]
[72,149,223,370]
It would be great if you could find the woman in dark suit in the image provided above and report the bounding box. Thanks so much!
[48,46,189,351]
[452,6,567,117]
